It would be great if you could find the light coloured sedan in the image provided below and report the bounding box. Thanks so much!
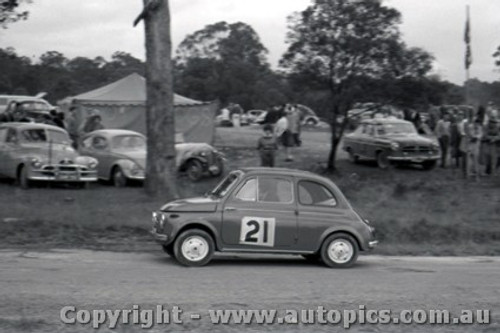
[79,129,224,186]
[0,122,98,189]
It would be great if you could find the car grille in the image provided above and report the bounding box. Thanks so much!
[402,146,433,153]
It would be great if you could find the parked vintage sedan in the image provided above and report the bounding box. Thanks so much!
[151,167,378,268]
[343,117,440,169]
[79,129,224,186]
[0,122,98,188]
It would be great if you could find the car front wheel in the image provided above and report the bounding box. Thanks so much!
[174,229,214,267]
[186,159,204,181]
[112,167,127,187]
[320,233,358,268]
[376,151,391,169]
[421,160,437,170]
[19,166,30,189]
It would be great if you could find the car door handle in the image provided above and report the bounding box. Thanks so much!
[225,207,237,211]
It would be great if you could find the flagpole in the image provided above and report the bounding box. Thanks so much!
[464,5,470,105]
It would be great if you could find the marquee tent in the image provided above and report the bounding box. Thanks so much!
[58,73,218,143]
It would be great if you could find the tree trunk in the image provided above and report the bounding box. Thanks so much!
[143,0,178,198]
[327,121,340,172]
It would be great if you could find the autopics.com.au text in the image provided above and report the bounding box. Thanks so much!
[60,305,491,329]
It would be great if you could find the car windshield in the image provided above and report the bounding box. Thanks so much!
[20,128,70,144]
[377,123,417,135]
[16,101,51,112]
[210,171,241,197]
[111,135,146,150]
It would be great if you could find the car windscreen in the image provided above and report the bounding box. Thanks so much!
[379,123,417,135]
[20,128,70,144]
[48,129,71,144]
[111,135,146,150]
[210,171,240,197]
[17,101,51,112]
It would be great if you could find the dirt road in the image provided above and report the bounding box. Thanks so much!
[0,250,498,332]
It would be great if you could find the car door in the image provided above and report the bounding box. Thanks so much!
[221,175,298,250]
[295,179,353,251]
[80,135,111,179]
[361,124,375,158]
[0,128,19,178]
[0,128,9,176]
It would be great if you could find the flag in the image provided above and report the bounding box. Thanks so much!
[464,6,472,69]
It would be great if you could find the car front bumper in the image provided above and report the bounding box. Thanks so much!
[29,167,97,182]
[388,154,440,163]
[150,228,168,243]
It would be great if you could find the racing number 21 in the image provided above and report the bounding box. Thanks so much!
[239,217,276,247]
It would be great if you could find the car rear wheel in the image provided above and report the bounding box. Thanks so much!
[19,166,30,189]
[186,159,204,181]
[173,229,214,267]
[376,151,391,169]
[347,149,359,164]
[320,233,358,268]
[112,167,127,187]
[306,118,317,126]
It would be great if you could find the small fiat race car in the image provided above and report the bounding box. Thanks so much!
[0,122,98,188]
[151,168,378,268]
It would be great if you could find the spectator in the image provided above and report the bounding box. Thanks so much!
[449,113,463,170]
[465,117,483,180]
[483,117,499,176]
[66,106,79,149]
[435,112,451,168]
[257,124,278,167]
[82,109,104,134]
[287,104,301,148]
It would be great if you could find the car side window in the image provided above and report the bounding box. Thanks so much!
[364,124,374,136]
[234,178,257,201]
[258,177,293,203]
[298,180,337,207]
[6,128,17,143]
[92,136,108,150]
[376,125,386,136]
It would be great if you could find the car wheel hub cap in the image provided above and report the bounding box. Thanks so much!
[328,239,353,263]
[182,236,208,262]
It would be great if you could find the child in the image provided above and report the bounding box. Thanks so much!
[257,124,278,167]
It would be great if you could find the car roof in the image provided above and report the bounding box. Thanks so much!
[83,129,145,138]
[239,167,325,181]
[0,122,66,132]
[360,117,411,125]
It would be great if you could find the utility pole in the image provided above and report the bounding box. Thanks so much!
[135,0,179,198]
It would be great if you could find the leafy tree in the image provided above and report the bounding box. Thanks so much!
[281,0,433,171]
[175,21,287,109]
[0,0,30,28]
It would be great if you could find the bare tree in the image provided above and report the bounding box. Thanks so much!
[136,0,178,198]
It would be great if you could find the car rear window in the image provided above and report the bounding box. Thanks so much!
[298,180,337,207]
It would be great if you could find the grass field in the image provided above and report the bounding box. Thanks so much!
[1,125,499,255]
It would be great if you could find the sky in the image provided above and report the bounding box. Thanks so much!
[1,0,499,85]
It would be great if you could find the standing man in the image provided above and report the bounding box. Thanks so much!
[435,112,451,168]
[66,106,80,149]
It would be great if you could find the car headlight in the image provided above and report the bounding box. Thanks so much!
[390,142,400,151]
[432,142,440,150]
[31,158,42,169]
[88,161,98,169]
[130,164,143,176]
[199,151,208,157]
